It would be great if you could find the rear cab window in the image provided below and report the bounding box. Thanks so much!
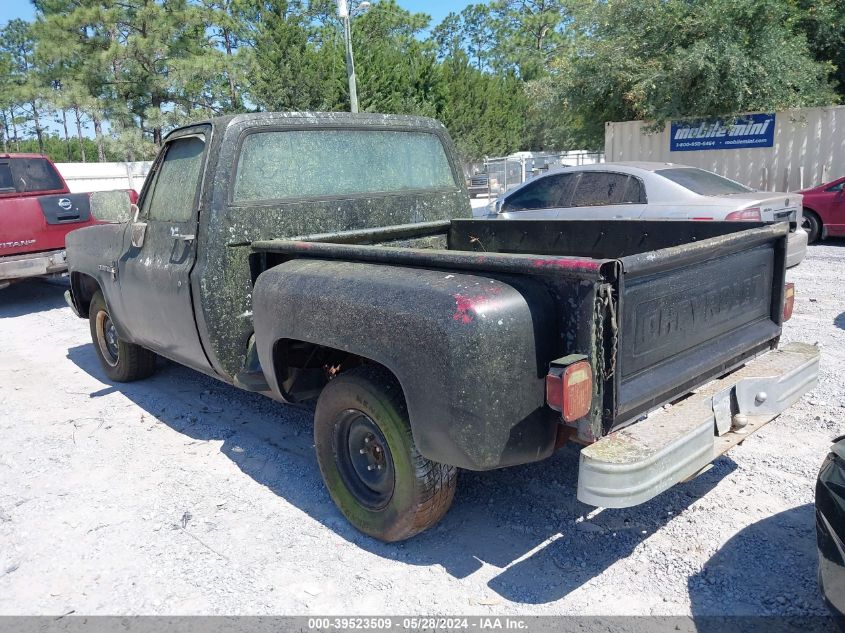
[657,167,753,196]
[0,158,64,195]
[232,129,458,203]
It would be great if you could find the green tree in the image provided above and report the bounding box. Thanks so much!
[17,133,120,163]
[792,0,845,98]
[350,1,439,114]
[434,49,527,160]
[0,50,16,151]
[34,0,138,160]
[1,19,48,153]
[489,0,570,81]
[247,0,327,111]
[199,0,254,111]
[115,0,223,145]
[431,5,496,71]
[550,0,839,147]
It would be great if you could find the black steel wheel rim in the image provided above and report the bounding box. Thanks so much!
[96,311,119,367]
[333,409,395,510]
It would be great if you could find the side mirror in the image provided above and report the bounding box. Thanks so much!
[130,202,147,248]
[90,190,135,224]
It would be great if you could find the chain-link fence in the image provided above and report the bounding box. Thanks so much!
[465,151,605,199]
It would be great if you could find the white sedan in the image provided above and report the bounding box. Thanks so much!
[480,162,807,267]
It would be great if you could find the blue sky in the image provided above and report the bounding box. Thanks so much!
[1,0,469,27]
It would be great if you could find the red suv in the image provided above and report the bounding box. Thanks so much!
[799,176,845,243]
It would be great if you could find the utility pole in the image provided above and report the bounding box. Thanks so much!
[337,0,369,114]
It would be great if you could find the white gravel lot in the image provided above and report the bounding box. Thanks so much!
[0,240,843,618]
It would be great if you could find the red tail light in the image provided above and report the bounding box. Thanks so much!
[783,282,795,321]
[725,207,761,221]
[546,360,593,422]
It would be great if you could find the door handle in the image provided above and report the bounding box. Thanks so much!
[173,233,196,242]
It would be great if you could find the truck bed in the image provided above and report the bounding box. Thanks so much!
[251,218,789,444]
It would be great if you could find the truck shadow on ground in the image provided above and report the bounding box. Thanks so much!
[0,278,69,319]
[687,504,835,623]
[67,341,736,605]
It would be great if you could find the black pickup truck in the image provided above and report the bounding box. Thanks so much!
[65,112,819,542]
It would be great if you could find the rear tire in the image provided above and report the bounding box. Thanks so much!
[89,291,156,382]
[803,210,822,244]
[314,365,457,542]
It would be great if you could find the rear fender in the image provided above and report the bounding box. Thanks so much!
[252,259,560,470]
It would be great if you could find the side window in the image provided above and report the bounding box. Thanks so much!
[503,173,575,211]
[142,135,206,222]
[570,172,633,207]
[622,176,647,203]
[827,181,845,193]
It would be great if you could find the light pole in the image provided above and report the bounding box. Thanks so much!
[337,0,370,114]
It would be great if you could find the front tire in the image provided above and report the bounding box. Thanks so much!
[803,210,822,244]
[314,366,457,542]
[89,291,157,382]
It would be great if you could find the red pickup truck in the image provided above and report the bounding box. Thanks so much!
[0,153,134,289]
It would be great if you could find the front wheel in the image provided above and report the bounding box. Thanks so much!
[803,210,822,244]
[89,291,157,382]
[314,366,457,542]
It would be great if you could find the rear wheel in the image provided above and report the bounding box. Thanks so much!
[314,366,457,542]
[803,210,822,244]
[89,291,157,382]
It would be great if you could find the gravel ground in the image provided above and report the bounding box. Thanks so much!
[0,240,843,617]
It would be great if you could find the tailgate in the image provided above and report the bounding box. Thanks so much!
[0,193,94,256]
[611,223,789,426]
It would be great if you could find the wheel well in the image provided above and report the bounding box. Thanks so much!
[803,207,822,224]
[69,272,100,318]
[271,339,398,404]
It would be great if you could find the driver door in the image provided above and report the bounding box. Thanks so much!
[117,128,212,372]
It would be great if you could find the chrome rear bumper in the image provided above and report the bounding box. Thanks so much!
[786,228,808,268]
[578,342,820,508]
[0,249,67,283]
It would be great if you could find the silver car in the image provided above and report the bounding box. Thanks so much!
[482,162,808,267]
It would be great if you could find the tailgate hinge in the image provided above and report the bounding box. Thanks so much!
[596,283,618,380]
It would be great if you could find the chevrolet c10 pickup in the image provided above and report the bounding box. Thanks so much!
[64,112,819,541]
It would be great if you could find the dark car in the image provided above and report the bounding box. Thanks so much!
[817,435,845,627]
[800,176,845,243]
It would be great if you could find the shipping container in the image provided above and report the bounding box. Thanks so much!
[605,105,845,192]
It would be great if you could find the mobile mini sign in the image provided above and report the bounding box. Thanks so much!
[670,113,776,152]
